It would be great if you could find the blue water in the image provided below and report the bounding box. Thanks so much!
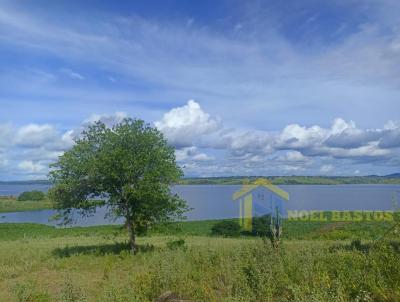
[0,183,51,196]
[0,184,399,226]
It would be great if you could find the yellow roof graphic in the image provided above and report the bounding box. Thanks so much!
[233,178,289,201]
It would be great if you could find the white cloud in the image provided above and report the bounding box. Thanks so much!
[68,111,129,142]
[17,160,46,173]
[277,124,327,149]
[0,155,8,168]
[318,142,391,159]
[1,102,400,178]
[0,112,130,178]
[175,146,214,162]
[329,118,355,135]
[158,101,399,173]
[155,100,220,147]
[277,151,308,162]
[84,111,128,126]
[227,130,274,156]
[192,153,214,162]
[60,68,85,80]
[0,124,11,147]
[15,124,58,147]
[379,127,400,148]
[320,164,334,173]
[60,130,75,149]
[19,148,63,161]
[384,120,400,130]
[283,165,306,172]
[273,118,396,161]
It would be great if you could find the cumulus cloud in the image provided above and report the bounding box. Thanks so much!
[15,124,58,147]
[0,101,400,179]
[316,142,391,159]
[65,111,129,143]
[61,112,130,149]
[276,124,327,149]
[13,123,74,153]
[325,118,382,148]
[155,100,220,148]
[320,164,334,173]
[273,118,396,161]
[83,112,128,126]
[379,128,400,148]
[17,160,46,173]
[156,101,399,175]
[0,112,130,179]
[226,130,274,157]
[175,146,214,162]
[0,124,11,147]
[60,130,75,149]
[277,151,309,163]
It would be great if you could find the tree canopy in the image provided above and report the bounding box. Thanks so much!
[48,118,188,252]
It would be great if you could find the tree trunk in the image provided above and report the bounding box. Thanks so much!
[126,219,137,254]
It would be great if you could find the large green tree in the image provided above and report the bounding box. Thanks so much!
[49,118,188,253]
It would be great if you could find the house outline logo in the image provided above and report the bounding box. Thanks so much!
[232,178,289,231]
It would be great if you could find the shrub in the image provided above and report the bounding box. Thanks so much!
[18,190,46,201]
[166,239,186,250]
[250,215,272,237]
[211,220,241,237]
[245,214,283,248]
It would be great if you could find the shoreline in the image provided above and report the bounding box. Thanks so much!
[2,175,400,186]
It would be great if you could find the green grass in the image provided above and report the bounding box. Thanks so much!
[1,218,398,242]
[0,196,53,213]
[1,220,400,301]
[0,223,123,241]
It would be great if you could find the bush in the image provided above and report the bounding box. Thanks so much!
[166,239,186,250]
[250,215,272,237]
[211,220,241,237]
[18,190,46,201]
[238,215,275,237]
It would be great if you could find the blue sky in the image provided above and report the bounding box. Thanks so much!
[0,0,400,180]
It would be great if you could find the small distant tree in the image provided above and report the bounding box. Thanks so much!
[211,220,241,237]
[18,190,46,201]
[48,118,188,253]
[250,210,282,249]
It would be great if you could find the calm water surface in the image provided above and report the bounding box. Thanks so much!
[0,184,399,226]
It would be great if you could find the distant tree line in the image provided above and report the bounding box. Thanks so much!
[179,175,400,185]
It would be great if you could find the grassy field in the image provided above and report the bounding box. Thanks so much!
[0,220,399,301]
[0,196,53,213]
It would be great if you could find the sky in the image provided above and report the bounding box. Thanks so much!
[0,0,400,180]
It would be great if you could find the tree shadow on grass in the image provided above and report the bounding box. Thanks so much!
[52,242,155,258]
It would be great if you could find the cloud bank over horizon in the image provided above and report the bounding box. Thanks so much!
[1,100,399,180]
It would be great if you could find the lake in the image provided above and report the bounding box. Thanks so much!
[0,184,399,226]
